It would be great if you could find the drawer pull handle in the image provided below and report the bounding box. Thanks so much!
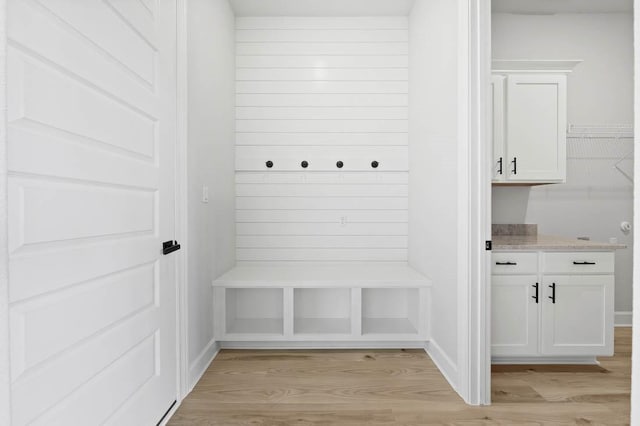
[495,261,517,266]
[573,261,596,265]
[497,157,503,175]
[532,283,539,304]
[549,283,556,304]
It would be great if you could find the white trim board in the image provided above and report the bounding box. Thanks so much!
[425,340,459,393]
[492,59,583,73]
[220,341,426,349]
[492,356,599,365]
[0,0,10,423]
[176,0,190,403]
[458,0,492,406]
[616,311,633,327]
[188,339,221,392]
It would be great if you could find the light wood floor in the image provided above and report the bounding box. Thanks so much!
[170,328,631,425]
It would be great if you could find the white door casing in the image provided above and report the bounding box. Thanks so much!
[7,0,177,424]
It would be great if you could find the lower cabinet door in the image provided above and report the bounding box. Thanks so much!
[541,275,614,356]
[492,275,539,356]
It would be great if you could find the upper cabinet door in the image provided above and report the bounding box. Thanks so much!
[492,75,507,182]
[506,74,567,182]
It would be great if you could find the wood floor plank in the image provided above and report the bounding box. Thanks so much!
[170,328,632,425]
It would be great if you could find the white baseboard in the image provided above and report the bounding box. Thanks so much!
[424,339,458,392]
[220,341,426,349]
[188,338,220,392]
[615,311,632,327]
[492,356,599,365]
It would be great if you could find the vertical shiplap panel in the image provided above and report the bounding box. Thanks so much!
[235,17,409,262]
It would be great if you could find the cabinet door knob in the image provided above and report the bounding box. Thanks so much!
[371,161,379,169]
[301,161,309,169]
[336,161,344,169]
[265,160,274,168]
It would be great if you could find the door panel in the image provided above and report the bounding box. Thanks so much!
[491,275,539,356]
[541,275,614,356]
[7,0,177,424]
[491,75,506,181]
[506,74,566,182]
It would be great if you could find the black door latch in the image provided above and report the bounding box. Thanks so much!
[162,240,181,255]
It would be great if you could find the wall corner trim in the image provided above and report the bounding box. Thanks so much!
[425,340,459,393]
[188,338,221,393]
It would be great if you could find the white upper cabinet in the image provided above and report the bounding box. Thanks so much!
[491,75,506,180]
[492,60,581,184]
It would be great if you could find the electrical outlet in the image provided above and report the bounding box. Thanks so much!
[202,185,209,203]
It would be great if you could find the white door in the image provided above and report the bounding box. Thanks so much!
[7,1,177,425]
[491,75,506,182]
[491,275,539,356]
[541,275,614,356]
[506,74,567,182]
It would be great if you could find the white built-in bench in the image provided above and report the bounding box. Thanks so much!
[213,263,431,347]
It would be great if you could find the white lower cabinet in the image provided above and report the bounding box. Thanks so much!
[540,275,614,356]
[492,251,615,362]
[491,275,539,356]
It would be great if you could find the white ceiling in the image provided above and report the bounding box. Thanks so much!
[229,0,417,17]
[492,0,632,14]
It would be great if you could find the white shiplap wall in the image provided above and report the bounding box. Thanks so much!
[235,17,409,262]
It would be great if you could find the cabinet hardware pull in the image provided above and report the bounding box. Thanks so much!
[162,240,181,255]
[532,283,539,303]
[301,160,309,168]
[573,261,596,265]
[548,283,556,304]
[495,261,517,266]
[498,157,503,175]
[511,157,517,175]
[371,160,379,169]
[336,161,344,169]
[265,160,273,168]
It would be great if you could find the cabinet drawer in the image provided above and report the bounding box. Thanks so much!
[543,252,614,274]
[492,252,538,274]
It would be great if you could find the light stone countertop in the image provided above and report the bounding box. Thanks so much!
[493,234,627,251]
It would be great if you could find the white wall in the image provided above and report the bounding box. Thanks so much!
[492,12,634,318]
[409,0,460,385]
[186,0,236,382]
[234,17,410,263]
